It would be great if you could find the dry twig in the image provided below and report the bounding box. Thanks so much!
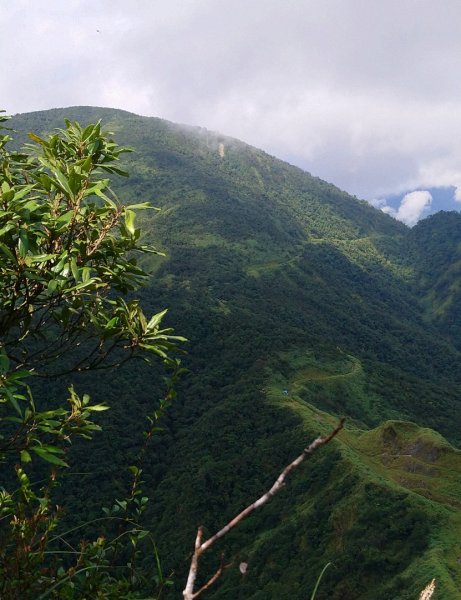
[182,417,345,599]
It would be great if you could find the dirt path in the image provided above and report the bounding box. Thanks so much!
[290,355,362,392]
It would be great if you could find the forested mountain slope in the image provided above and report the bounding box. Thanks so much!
[408,211,461,351]
[8,107,461,599]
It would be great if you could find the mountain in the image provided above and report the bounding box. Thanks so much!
[8,107,461,599]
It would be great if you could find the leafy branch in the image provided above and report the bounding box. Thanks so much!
[0,113,184,599]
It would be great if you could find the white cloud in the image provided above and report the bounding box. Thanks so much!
[397,191,432,226]
[369,198,388,209]
[1,1,461,202]
[380,190,433,226]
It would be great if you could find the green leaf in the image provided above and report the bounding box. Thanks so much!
[127,202,154,210]
[139,343,168,358]
[31,446,69,467]
[137,529,149,539]
[5,389,23,417]
[94,187,117,208]
[146,309,168,332]
[81,267,91,282]
[56,210,74,225]
[18,230,30,257]
[70,256,79,282]
[80,155,92,173]
[14,185,36,202]
[87,404,109,412]
[1,181,11,194]
[125,209,136,234]
[52,169,74,197]
[0,222,17,237]
[20,450,32,463]
[99,164,129,177]
[82,123,95,141]
[47,278,59,294]
[6,369,32,381]
[0,242,16,260]
[28,132,47,146]
[30,253,57,263]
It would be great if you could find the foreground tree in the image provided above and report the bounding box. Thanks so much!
[0,113,183,598]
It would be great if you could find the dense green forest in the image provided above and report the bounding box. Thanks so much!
[5,107,461,598]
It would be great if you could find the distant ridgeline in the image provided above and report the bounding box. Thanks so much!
[9,107,461,599]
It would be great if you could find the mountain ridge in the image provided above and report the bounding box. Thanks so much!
[7,107,461,598]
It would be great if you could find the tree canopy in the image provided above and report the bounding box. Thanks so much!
[0,113,183,598]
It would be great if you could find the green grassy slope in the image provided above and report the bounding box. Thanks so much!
[7,108,461,598]
[206,398,461,599]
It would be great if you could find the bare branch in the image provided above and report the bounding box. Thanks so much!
[182,417,345,599]
[192,553,227,599]
[183,527,204,599]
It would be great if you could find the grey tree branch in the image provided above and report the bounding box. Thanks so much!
[182,417,346,600]
[192,552,226,599]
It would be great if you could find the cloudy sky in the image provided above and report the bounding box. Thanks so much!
[2,0,461,224]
